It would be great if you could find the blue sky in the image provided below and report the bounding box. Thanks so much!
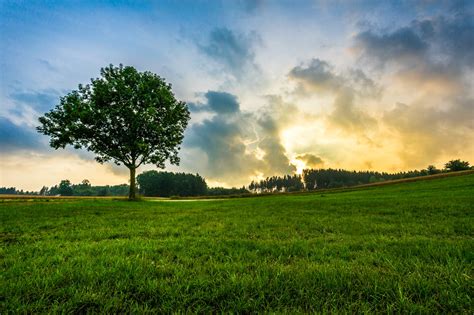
[1,0,473,190]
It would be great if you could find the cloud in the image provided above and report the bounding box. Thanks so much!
[188,91,240,114]
[199,27,260,80]
[1,1,473,189]
[0,114,114,168]
[184,114,256,178]
[239,0,265,13]
[0,116,46,153]
[257,108,296,175]
[422,15,474,69]
[183,91,294,186]
[1,89,128,177]
[383,98,474,167]
[289,58,344,94]
[0,89,61,132]
[10,89,60,112]
[288,58,381,98]
[295,153,324,168]
[287,9,473,169]
[353,27,428,67]
[352,11,474,167]
[347,69,381,98]
[327,88,377,135]
[353,12,474,72]
[288,58,378,138]
[37,59,58,73]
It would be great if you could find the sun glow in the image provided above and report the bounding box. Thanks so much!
[291,158,306,175]
[280,121,326,153]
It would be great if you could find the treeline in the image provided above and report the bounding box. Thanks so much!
[0,187,38,195]
[137,171,249,197]
[248,159,472,192]
[207,186,249,196]
[303,169,423,190]
[40,180,129,196]
[0,180,129,196]
[249,175,304,193]
[2,159,470,197]
[1,172,250,197]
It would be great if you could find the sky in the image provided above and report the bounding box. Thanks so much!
[1,0,473,190]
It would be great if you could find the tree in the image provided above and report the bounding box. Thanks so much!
[58,180,73,196]
[80,179,91,187]
[426,165,439,175]
[137,171,207,197]
[444,159,470,172]
[37,64,190,199]
[73,179,95,196]
[39,186,49,195]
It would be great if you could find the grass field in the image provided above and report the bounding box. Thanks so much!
[1,174,473,313]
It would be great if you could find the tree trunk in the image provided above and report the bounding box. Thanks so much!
[129,166,136,200]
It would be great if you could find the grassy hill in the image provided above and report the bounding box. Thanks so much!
[1,173,473,313]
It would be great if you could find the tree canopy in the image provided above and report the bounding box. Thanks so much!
[44,179,129,197]
[444,159,471,172]
[37,64,190,199]
[137,171,207,197]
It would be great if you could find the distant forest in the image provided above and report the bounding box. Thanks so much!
[1,159,471,197]
[0,180,129,197]
[249,159,471,193]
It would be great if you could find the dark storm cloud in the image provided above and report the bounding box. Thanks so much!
[187,91,240,114]
[354,12,474,69]
[200,27,260,80]
[183,91,294,184]
[184,114,256,179]
[354,27,428,66]
[0,89,62,154]
[0,117,45,153]
[2,89,109,164]
[187,102,206,113]
[205,91,240,113]
[0,115,99,164]
[426,14,474,68]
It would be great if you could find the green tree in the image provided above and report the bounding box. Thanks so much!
[37,64,190,199]
[444,159,470,172]
[73,179,95,196]
[80,179,91,187]
[426,165,440,175]
[137,171,208,197]
[58,180,73,196]
[39,186,49,195]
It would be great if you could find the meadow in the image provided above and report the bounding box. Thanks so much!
[1,174,473,313]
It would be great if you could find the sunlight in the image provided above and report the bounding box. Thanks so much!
[280,120,341,156]
[254,147,266,160]
[291,158,306,175]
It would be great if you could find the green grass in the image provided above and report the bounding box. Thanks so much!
[1,175,473,313]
